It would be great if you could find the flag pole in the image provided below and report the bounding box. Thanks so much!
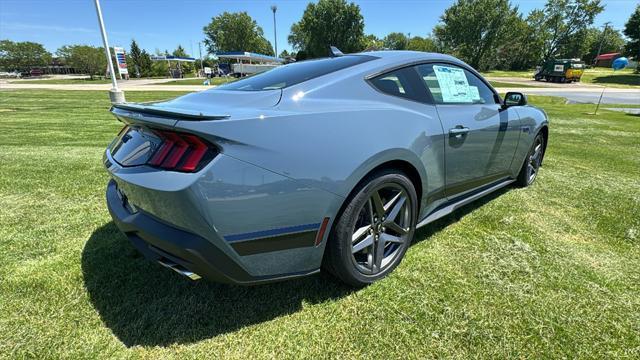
[93,0,125,104]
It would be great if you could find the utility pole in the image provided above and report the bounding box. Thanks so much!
[93,0,124,104]
[406,32,411,50]
[595,22,611,64]
[198,42,204,76]
[271,5,278,57]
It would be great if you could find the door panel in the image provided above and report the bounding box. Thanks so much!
[436,104,520,195]
[415,63,520,197]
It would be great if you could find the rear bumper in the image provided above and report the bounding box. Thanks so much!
[106,179,318,285]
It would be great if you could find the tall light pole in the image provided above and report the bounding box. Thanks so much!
[93,0,124,103]
[595,22,611,65]
[198,42,204,76]
[271,5,278,57]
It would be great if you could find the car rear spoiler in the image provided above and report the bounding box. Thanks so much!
[111,103,230,121]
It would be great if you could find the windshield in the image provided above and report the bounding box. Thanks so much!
[216,55,377,91]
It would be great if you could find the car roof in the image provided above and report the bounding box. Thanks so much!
[358,50,465,65]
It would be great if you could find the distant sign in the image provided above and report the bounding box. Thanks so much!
[204,67,212,74]
[113,47,128,75]
[149,55,196,62]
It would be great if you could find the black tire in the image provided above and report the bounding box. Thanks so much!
[324,170,417,287]
[516,132,545,187]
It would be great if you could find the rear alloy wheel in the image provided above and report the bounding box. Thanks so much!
[324,171,417,287]
[516,132,545,187]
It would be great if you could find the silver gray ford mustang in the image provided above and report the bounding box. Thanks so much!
[104,51,548,286]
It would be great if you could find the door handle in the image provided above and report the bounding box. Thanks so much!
[449,126,470,137]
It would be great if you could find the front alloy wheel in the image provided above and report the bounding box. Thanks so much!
[517,132,545,187]
[324,170,417,287]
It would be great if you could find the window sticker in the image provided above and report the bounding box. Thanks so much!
[432,65,474,103]
[468,86,481,102]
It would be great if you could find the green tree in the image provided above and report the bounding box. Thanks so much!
[434,0,520,70]
[383,32,408,50]
[279,50,290,58]
[0,40,51,72]
[407,36,437,52]
[172,45,194,75]
[288,0,365,58]
[56,45,105,79]
[150,49,169,77]
[538,0,604,60]
[129,39,154,77]
[492,12,544,70]
[556,27,594,60]
[574,26,626,64]
[137,50,153,77]
[623,4,640,72]
[129,39,143,77]
[362,34,383,51]
[203,12,274,55]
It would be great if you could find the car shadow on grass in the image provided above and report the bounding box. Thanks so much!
[82,186,511,347]
[81,222,353,347]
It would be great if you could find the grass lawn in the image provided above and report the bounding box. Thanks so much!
[484,67,640,88]
[482,70,534,78]
[8,78,114,84]
[157,77,237,86]
[580,68,640,88]
[489,81,536,88]
[0,90,639,358]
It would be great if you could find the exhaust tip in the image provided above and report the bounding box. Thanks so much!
[158,259,202,281]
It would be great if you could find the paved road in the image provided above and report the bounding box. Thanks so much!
[511,87,640,105]
[2,78,638,104]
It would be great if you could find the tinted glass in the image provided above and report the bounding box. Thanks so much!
[369,67,429,102]
[109,126,161,167]
[416,64,496,105]
[217,55,377,91]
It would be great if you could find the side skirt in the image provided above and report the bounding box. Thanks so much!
[417,178,515,228]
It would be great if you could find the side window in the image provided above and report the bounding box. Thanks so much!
[369,67,428,103]
[415,64,496,105]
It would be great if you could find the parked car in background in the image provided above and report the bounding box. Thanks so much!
[231,63,279,77]
[0,71,22,79]
[104,50,548,286]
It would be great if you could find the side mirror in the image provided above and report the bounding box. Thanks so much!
[503,92,527,108]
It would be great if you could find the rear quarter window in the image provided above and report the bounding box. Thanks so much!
[369,66,430,103]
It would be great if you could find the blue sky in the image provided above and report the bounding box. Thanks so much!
[0,0,637,56]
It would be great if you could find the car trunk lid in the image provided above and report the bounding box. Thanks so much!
[111,89,282,126]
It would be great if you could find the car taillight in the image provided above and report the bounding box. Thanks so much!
[147,130,216,172]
